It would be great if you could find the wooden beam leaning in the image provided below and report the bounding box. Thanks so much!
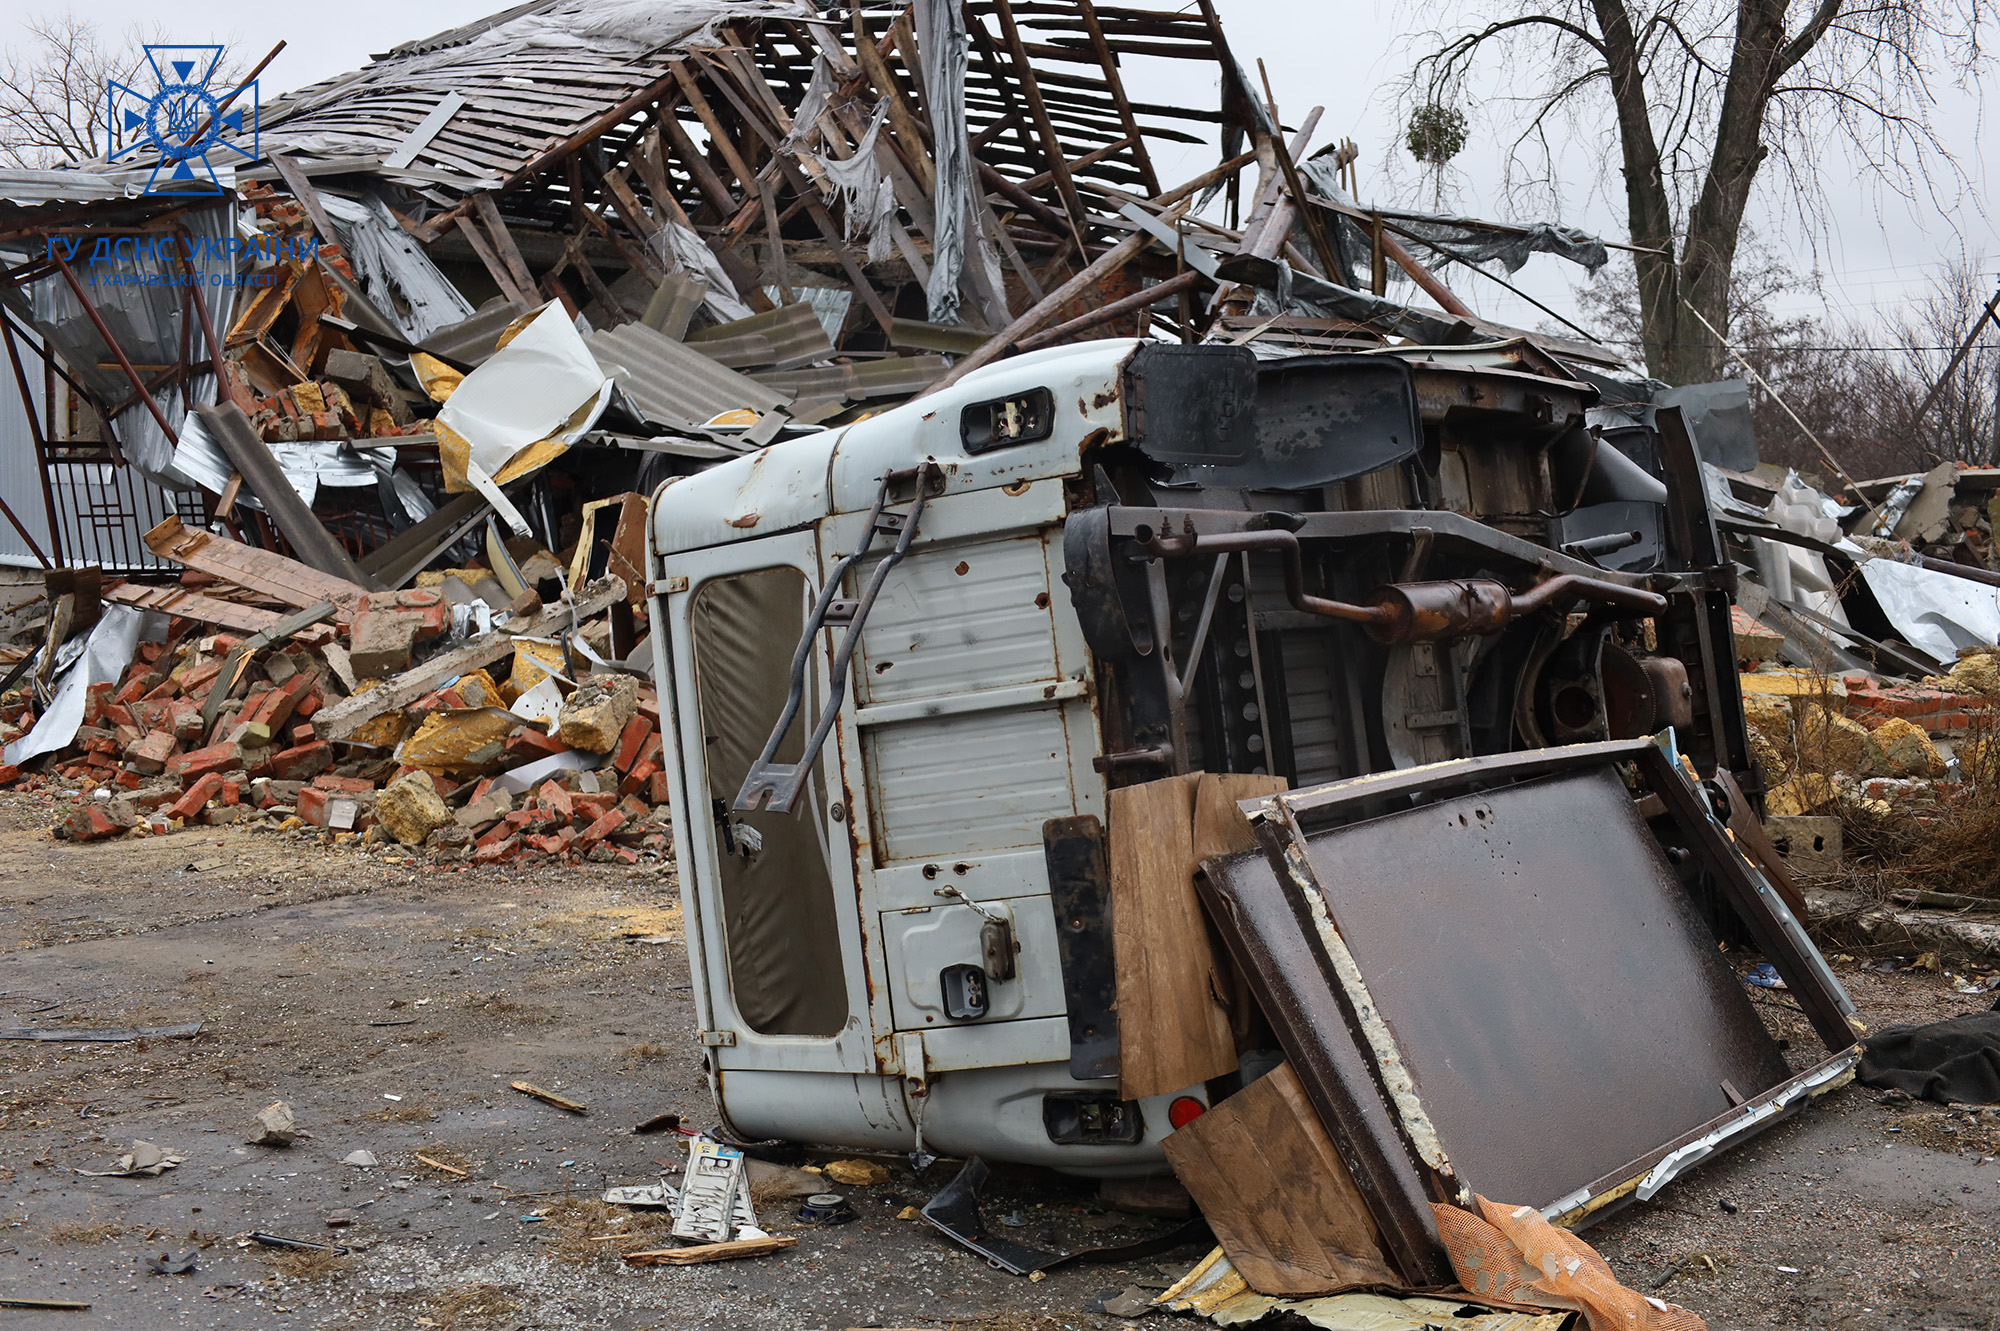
[452,211,535,308]
[471,193,537,298]
[773,158,896,335]
[849,6,936,193]
[144,516,367,620]
[1074,0,1162,197]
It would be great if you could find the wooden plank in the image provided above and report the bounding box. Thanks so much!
[144,516,366,620]
[265,152,343,250]
[471,193,537,298]
[309,576,626,740]
[1160,1062,1402,1297]
[850,7,935,194]
[1108,774,1238,1101]
[104,582,285,633]
[657,112,738,217]
[624,1235,797,1266]
[453,211,535,308]
[668,60,758,191]
[511,1080,587,1114]
[774,157,895,336]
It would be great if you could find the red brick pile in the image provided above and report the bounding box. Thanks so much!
[1841,674,1996,737]
[0,613,674,867]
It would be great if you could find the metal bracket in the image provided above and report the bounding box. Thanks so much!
[698,1029,737,1048]
[734,465,938,814]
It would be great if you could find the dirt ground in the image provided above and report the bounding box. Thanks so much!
[0,787,1994,1331]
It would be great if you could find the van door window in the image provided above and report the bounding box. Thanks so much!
[689,567,848,1036]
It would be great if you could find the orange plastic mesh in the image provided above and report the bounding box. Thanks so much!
[1432,1195,1707,1331]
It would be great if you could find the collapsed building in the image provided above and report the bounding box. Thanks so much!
[5,0,1990,1319]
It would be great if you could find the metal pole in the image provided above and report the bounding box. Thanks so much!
[0,313,62,567]
[1914,285,2000,427]
[51,251,162,460]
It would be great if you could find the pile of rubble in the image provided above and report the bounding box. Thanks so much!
[0,545,672,868]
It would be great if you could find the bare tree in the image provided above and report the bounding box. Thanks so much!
[1408,2,1989,386]
[1576,250,1999,477]
[1848,260,2000,472]
[0,14,152,167]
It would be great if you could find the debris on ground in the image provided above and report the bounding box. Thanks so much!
[247,1100,298,1147]
[0,3,1995,1329]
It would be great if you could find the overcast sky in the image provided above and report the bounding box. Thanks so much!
[9,0,1991,340]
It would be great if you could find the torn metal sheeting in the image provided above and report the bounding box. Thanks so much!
[1197,737,1859,1279]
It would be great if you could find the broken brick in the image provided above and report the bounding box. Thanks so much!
[63,800,136,841]
[126,730,178,775]
[167,741,243,783]
[168,772,226,821]
[268,740,331,782]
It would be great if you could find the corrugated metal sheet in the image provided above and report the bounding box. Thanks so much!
[752,355,950,403]
[684,302,835,370]
[0,168,189,210]
[418,300,530,367]
[589,320,788,427]
[855,536,1058,704]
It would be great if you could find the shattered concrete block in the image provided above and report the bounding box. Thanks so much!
[1948,651,2000,696]
[323,349,410,424]
[248,1101,297,1147]
[399,710,525,776]
[1797,706,1869,774]
[201,805,257,825]
[378,770,453,846]
[508,639,568,695]
[454,786,515,830]
[348,610,425,679]
[559,674,638,754]
[253,778,304,810]
[1729,607,1784,666]
[455,669,506,710]
[1739,669,1846,706]
[1866,718,1945,778]
[358,589,448,641]
[1765,772,1838,818]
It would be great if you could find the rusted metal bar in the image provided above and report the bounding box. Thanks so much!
[0,312,65,566]
[1134,527,1666,644]
[49,254,146,460]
